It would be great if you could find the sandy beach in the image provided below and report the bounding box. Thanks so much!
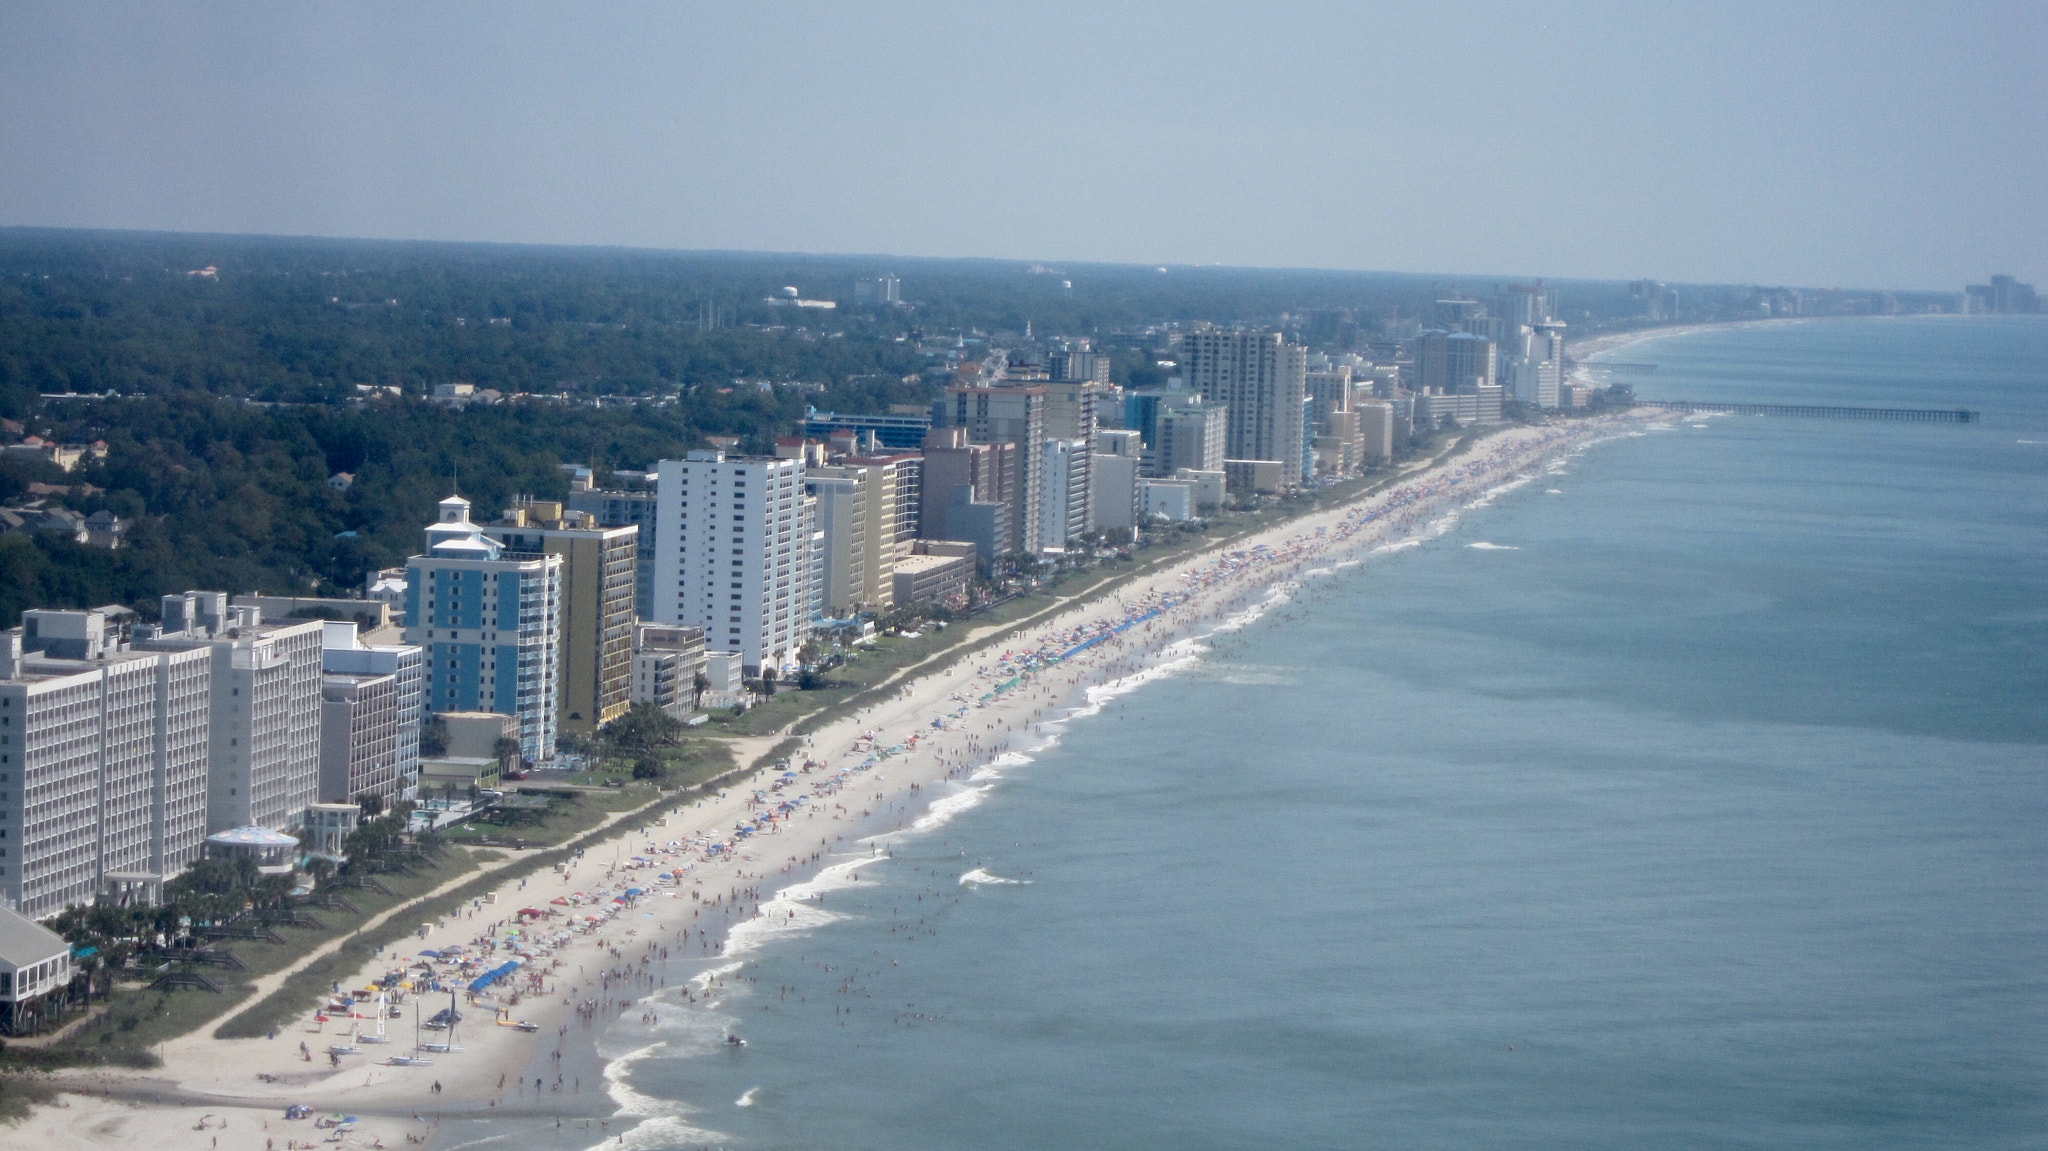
[13,408,1673,1151]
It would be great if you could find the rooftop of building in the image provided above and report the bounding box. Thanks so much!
[895,552,971,574]
[0,643,171,685]
[0,904,70,967]
[204,825,300,848]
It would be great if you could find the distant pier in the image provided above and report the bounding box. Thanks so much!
[1643,401,1978,423]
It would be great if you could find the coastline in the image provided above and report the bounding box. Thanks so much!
[11,408,1674,1151]
[1567,316,1814,382]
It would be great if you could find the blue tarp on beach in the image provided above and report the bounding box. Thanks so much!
[467,959,522,993]
[1056,605,1166,661]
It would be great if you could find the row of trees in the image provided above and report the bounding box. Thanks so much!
[0,371,938,624]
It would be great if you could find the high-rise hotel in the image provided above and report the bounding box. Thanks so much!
[136,592,326,835]
[0,611,213,916]
[403,496,562,763]
[652,450,811,677]
[1179,329,1308,486]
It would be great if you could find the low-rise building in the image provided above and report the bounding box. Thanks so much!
[2,438,97,472]
[631,623,708,721]
[303,803,360,861]
[699,652,747,710]
[1139,479,1196,522]
[0,904,74,1035]
[1224,459,1286,496]
[893,542,974,608]
[202,825,298,875]
[419,756,500,797]
[363,568,409,621]
[82,510,124,549]
[438,711,519,762]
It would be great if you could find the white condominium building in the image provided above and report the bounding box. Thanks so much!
[320,622,423,801]
[653,450,811,677]
[1039,438,1090,546]
[1507,320,1566,409]
[138,592,325,834]
[1,611,212,917]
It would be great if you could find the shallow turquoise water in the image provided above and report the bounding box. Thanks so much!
[583,317,2048,1149]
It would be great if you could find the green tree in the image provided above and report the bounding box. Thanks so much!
[420,716,449,757]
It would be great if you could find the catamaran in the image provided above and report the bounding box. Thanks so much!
[358,991,392,1044]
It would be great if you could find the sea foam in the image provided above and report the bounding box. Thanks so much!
[720,859,858,958]
[586,1042,729,1150]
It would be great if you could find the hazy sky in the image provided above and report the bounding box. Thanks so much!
[2,2,2041,289]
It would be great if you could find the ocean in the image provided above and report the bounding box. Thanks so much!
[482,316,2048,1150]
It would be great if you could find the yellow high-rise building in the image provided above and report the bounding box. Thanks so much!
[488,501,637,736]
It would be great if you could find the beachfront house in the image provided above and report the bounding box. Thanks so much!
[0,903,75,1036]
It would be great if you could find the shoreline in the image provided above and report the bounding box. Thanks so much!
[11,409,1673,1151]
[1566,316,1816,383]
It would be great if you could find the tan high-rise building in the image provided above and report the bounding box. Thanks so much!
[807,461,897,615]
[1356,401,1395,464]
[1179,329,1307,485]
[1151,403,1228,476]
[1306,365,1353,426]
[945,385,1046,553]
[1415,330,1497,393]
[488,502,637,736]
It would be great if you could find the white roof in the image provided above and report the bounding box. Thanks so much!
[206,825,301,848]
[0,903,71,967]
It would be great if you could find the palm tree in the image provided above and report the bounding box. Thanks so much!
[306,856,336,889]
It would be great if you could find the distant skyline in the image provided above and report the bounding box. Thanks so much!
[1,2,2041,291]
